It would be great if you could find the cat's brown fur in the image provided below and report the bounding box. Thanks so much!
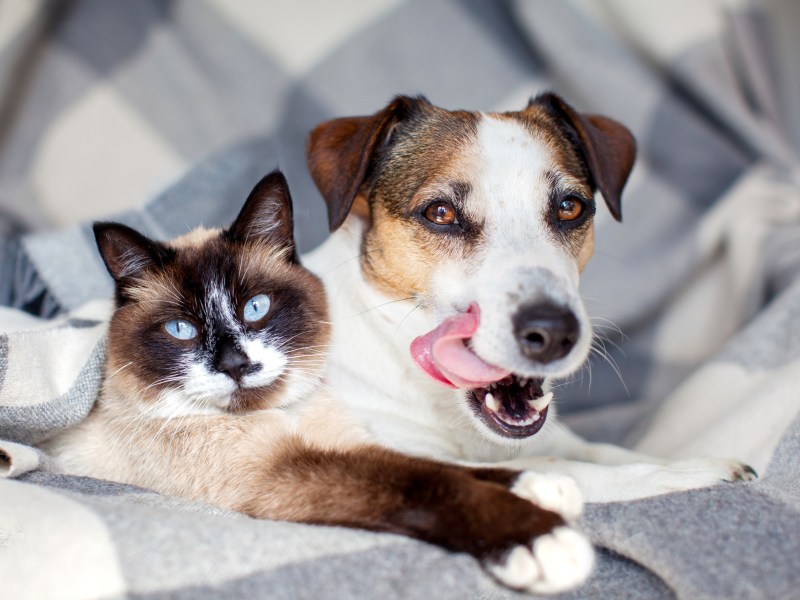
[43,171,591,593]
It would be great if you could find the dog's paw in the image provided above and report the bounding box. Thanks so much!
[511,472,584,521]
[615,458,758,499]
[667,458,758,484]
[488,527,594,595]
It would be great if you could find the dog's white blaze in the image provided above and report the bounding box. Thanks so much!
[456,115,592,381]
[472,115,553,238]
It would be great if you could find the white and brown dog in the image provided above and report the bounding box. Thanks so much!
[304,93,756,504]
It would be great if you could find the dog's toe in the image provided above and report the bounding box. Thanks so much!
[667,457,759,486]
[511,472,584,521]
[727,463,758,482]
[488,527,594,595]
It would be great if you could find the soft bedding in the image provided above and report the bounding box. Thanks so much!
[1,1,799,598]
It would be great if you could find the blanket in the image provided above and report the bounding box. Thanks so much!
[2,1,799,598]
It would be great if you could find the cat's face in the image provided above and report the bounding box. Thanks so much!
[95,171,328,415]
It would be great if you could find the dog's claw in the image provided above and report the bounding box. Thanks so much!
[722,463,758,483]
[741,465,758,480]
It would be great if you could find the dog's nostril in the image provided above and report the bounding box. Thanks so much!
[513,303,579,364]
[522,330,548,349]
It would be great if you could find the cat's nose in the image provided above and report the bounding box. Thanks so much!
[216,344,259,382]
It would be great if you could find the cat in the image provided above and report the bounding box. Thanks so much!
[43,171,593,595]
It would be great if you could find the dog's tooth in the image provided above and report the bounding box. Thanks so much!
[527,392,553,412]
[520,377,528,387]
[485,392,500,412]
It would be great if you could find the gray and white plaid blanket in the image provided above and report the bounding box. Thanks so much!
[2,1,799,598]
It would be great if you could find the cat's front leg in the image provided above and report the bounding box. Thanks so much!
[242,444,593,595]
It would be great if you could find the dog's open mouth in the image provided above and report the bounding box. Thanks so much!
[410,304,551,438]
[468,376,551,438]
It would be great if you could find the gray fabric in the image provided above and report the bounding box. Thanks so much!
[1,0,800,598]
[0,336,105,445]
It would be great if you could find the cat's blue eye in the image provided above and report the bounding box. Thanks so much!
[164,319,198,340]
[243,294,271,322]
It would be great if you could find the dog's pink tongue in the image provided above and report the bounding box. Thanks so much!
[410,304,511,389]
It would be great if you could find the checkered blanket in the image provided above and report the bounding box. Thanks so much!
[2,1,800,598]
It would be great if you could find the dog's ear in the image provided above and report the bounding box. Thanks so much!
[530,93,636,222]
[307,95,429,231]
[226,170,298,262]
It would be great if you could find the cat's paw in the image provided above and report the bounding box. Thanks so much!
[488,527,594,595]
[511,472,584,521]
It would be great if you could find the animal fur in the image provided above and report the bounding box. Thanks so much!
[43,170,594,595]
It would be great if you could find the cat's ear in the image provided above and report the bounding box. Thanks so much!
[227,170,297,261]
[93,222,173,283]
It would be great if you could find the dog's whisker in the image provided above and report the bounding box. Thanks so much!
[322,248,385,276]
[346,296,415,320]
[590,339,629,396]
[393,302,423,338]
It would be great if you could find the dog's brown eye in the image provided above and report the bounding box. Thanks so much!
[424,201,458,226]
[558,197,585,222]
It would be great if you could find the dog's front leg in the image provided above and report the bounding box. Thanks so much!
[539,426,672,466]
[501,428,756,503]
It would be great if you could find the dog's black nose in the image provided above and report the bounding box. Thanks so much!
[513,303,579,363]
[216,344,259,381]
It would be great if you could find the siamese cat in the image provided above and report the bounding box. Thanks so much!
[43,171,593,595]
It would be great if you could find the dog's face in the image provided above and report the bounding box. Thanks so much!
[308,94,635,443]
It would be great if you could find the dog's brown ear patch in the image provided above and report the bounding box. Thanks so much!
[307,95,429,231]
[532,93,636,222]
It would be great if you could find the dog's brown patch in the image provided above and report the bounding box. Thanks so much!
[520,94,636,222]
[350,101,481,298]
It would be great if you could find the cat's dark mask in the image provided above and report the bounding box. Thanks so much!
[93,171,329,413]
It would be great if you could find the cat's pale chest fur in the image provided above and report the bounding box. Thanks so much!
[47,387,368,519]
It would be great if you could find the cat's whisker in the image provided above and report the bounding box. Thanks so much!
[286,358,329,368]
[285,351,330,360]
[107,361,134,380]
[284,357,329,365]
[270,329,321,351]
[141,375,185,393]
[282,344,333,353]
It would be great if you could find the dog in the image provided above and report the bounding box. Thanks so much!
[303,93,756,503]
